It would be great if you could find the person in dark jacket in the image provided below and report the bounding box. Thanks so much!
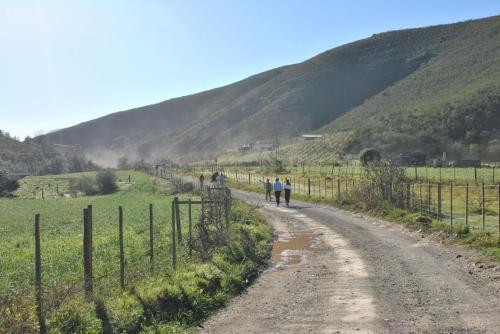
[264,179,272,201]
[284,178,292,207]
[210,172,219,184]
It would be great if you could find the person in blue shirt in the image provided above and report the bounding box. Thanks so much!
[273,177,282,206]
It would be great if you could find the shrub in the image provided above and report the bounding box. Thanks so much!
[0,294,38,333]
[96,170,118,194]
[68,176,97,196]
[352,161,409,209]
[0,172,20,197]
[107,293,144,333]
[46,297,101,334]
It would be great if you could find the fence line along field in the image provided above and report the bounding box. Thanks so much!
[191,162,500,184]
[181,164,500,239]
[1,171,195,332]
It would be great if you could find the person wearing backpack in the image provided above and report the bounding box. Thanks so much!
[273,177,282,206]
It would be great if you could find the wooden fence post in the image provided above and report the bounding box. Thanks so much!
[248,173,251,184]
[87,205,93,270]
[406,183,411,210]
[224,196,230,228]
[337,179,341,200]
[482,182,485,230]
[149,204,154,271]
[34,214,47,334]
[308,178,311,196]
[331,179,334,198]
[83,208,93,299]
[498,183,500,241]
[419,182,423,216]
[474,167,478,183]
[171,201,176,267]
[118,206,125,288]
[427,182,431,215]
[174,197,182,243]
[465,184,469,227]
[450,183,453,227]
[188,199,193,258]
[437,183,442,220]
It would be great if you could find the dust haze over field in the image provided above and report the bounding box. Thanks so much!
[37,15,500,165]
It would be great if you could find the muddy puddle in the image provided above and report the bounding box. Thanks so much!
[271,232,314,266]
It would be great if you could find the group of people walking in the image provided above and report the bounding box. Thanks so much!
[199,172,225,188]
[199,172,291,206]
[265,177,292,207]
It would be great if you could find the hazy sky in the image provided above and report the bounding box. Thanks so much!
[1,0,499,139]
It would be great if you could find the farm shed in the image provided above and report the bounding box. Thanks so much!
[299,134,323,142]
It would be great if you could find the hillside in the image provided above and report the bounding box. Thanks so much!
[0,130,95,174]
[40,15,500,164]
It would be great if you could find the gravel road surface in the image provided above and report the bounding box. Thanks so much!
[197,186,500,333]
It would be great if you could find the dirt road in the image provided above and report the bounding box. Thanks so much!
[200,188,500,334]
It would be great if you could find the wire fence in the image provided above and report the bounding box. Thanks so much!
[2,172,233,333]
[179,165,500,239]
[186,162,500,184]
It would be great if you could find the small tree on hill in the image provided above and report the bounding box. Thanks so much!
[96,170,118,194]
[0,173,20,197]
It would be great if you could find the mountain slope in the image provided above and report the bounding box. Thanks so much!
[319,15,500,161]
[0,131,95,174]
[41,15,500,164]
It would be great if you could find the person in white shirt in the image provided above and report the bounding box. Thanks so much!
[284,178,292,207]
[273,177,282,207]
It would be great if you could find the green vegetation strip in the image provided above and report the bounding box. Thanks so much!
[0,171,272,333]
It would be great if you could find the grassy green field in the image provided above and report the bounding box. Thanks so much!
[1,171,178,294]
[1,171,272,333]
